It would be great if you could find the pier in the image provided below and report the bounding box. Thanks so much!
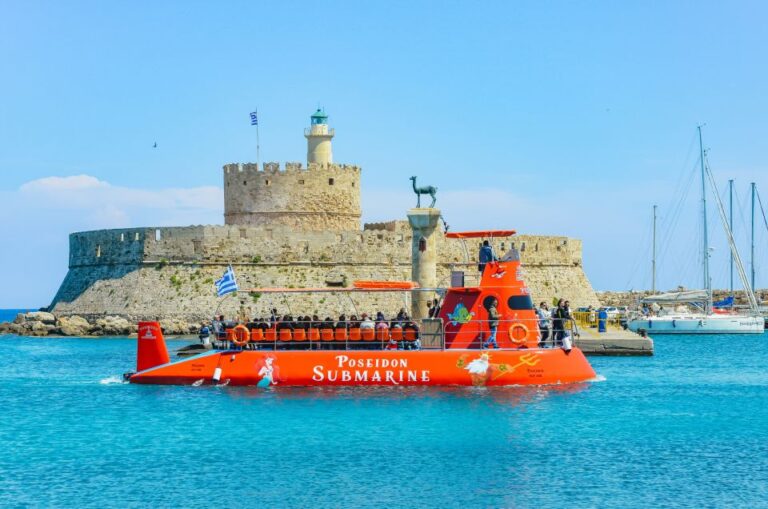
[575,327,654,356]
[571,314,653,356]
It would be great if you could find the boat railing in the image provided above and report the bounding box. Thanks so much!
[446,317,579,349]
[213,318,446,352]
[447,263,482,288]
[209,317,582,352]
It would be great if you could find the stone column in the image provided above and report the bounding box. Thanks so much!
[407,208,441,319]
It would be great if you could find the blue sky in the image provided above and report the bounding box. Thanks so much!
[1,0,767,307]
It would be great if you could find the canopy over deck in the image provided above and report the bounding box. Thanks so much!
[445,230,516,239]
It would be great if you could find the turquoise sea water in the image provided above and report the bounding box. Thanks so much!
[1,322,767,507]
[0,309,34,322]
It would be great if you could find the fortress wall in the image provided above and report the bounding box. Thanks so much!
[51,226,599,320]
[223,162,362,231]
[69,229,147,267]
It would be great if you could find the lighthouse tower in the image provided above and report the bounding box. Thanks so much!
[304,108,334,165]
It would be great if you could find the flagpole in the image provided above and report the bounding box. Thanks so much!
[256,108,261,168]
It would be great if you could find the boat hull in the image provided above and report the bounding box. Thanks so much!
[128,348,596,387]
[628,315,764,334]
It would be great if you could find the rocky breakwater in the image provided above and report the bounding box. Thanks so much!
[0,312,200,337]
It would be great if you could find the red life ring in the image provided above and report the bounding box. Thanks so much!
[508,323,528,345]
[232,324,250,346]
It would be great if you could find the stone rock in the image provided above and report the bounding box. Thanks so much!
[25,311,56,324]
[29,321,48,333]
[160,319,192,335]
[0,322,23,335]
[58,315,91,336]
[95,316,132,335]
[13,313,26,324]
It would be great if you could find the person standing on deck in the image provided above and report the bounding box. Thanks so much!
[537,302,551,347]
[478,240,497,273]
[483,297,500,349]
[552,299,567,346]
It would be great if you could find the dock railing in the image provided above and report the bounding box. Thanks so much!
[572,311,626,331]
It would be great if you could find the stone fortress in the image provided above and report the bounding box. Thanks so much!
[49,109,599,324]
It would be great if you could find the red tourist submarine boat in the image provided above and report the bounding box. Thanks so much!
[125,230,596,387]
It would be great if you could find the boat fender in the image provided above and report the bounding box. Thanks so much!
[672,320,676,328]
[508,323,528,345]
[232,325,250,347]
[213,367,222,382]
[562,333,572,353]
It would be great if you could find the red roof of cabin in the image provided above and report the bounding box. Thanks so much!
[444,230,516,239]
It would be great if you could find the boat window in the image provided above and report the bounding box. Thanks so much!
[507,295,533,310]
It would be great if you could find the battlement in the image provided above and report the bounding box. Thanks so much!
[363,220,410,233]
[223,160,362,232]
[223,162,361,176]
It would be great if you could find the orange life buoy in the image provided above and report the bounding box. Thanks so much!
[508,323,528,345]
[232,324,250,346]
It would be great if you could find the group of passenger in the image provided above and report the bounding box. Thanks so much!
[210,308,422,350]
[535,298,573,348]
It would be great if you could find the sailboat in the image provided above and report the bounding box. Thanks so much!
[628,127,764,334]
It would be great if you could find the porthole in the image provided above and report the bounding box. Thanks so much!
[507,295,533,310]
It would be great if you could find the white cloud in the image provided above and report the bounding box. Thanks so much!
[18,174,223,227]
[20,174,108,192]
[0,175,224,307]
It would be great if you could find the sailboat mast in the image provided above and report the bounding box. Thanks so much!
[729,179,734,294]
[652,205,657,293]
[698,125,712,313]
[751,182,756,292]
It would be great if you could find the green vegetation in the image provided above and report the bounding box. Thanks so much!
[156,258,169,270]
[251,255,262,264]
[249,291,262,303]
[170,274,182,290]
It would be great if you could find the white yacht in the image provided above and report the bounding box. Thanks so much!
[628,291,764,334]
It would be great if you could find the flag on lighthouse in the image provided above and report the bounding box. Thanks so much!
[250,111,258,126]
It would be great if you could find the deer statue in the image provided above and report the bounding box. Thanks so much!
[409,176,437,208]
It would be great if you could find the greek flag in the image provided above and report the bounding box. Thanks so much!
[249,111,258,126]
[215,265,239,297]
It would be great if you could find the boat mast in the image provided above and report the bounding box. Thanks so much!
[729,179,734,295]
[698,125,712,313]
[652,204,657,293]
[751,182,756,293]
